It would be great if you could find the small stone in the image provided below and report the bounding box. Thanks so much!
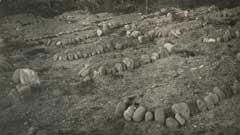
[82,76,92,82]
[78,65,91,77]
[123,57,135,70]
[115,102,127,117]
[7,88,20,103]
[163,43,175,53]
[213,87,225,101]
[133,106,147,122]
[77,51,82,58]
[115,42,124,50]
[97,45,104,53]
[102,23,109,33]
[16,84,31,99]
[138,36,144,43]
[126,31,132,37]
[166,117,179,129]
[115,63,124,72]
[236,53,240,62]
[67,54,74,61]
[141,55,151,64]
[148,30,156,38]
[196,99,207,112]
[56,41,62,46]
[154,108,165,124]
[235,30,240,38]
[131,31,141,38]
[124,25,131,30]
[12,69,21,83]
[216,37,222,42]
[204,95,215,110]
[171,102,190,120]
[106,41,115,50]
[232,80,240,94]
[124,105,136,121]
[36,129,47,135]
[98,66,106,75]
[159,47,170,58]
[97,29,103,37]
[175,113,186,125]
[223,29,232,42]
[209,93,219,105]
[53,54,59,61]
[73,53,79,60]
[62,55,67,61]
[46,40,52,46]
[151,52,160,61]
[145,111,154,121]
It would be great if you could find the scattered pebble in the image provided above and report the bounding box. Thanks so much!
[123,57,135,70]
[209,93,219,105]
[131,31,141,38]
[232,80,240,95]
[163,43,175,53]
[145,111,154,121]
[78,65,91,77]
[56,41,62,46]
[133,106,147,122]
[213,87,225,101]
[124,105,136,121]
[196,99,207,112]
[141,55,151,64]
[115,63,123,73]
[236,53,240,62]
[16,84,31,99]
[166,117,179,129]
[151,52,160,61]
[171,102,190,120]
[204,95,215,110]
[175,113,186,125]
[97,29,103,37]
[138,35,144,43]
[154,108,165,124]
[115,101,127,117]
[223,29,232,42]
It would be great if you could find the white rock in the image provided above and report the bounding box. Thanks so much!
[13,69,40,85]
[171,102,190,120]
[124,25,131,30]
[138,36,144,43]
[131,31,141,38]
[97,29,103,37]
[163,43,175,53]
[56,41,62,46]
[78,65,91,77]
[123,57,135,70]
[126,31,132,37]
[124,105,136,121]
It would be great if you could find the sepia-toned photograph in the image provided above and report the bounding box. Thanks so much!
[0,0,240,135]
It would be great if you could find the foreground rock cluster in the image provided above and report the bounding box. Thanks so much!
[9,69,40,101]
[115,81,240,129]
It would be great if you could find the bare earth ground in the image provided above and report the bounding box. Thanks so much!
[0,5,240,135]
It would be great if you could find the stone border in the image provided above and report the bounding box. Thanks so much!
[115,80,240,129]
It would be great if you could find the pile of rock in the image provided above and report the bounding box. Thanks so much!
[214,7,240,18]
[53,38,137,61]
[10,69,40,100]
[115,80,240,129]
[115,97,191,128]
[203,29,240,43]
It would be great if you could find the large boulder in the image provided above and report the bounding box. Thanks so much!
[132,106,147,122]
[171,102,190,120]
[154,108,165,124]
[12,69,40,85]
